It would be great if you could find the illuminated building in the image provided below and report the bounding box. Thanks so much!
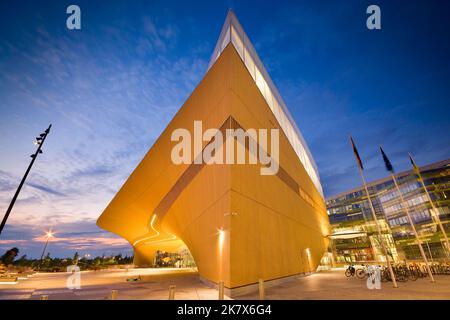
[327,158,450,263]
[97,10,330,295]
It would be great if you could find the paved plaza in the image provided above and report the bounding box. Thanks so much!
[0,268,449,300]
[237,269,450,300]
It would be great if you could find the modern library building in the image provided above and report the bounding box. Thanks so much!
[98,11,330,295]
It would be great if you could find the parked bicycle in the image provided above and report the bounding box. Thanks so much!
[430,262,450,275]
[345,264,357,277]
[355,264,381,279]
[345,261,450,280]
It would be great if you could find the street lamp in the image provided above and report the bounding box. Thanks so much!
[37,230,54,272]
[0,124,52,235]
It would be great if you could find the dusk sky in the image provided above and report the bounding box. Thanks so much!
[0,0,449,258]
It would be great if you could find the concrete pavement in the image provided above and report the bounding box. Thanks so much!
[1,268,449,300]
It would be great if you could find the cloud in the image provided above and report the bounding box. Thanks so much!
[26,182,66,197]
[0,239,27,245]
[0,170,17,192]
[0,221,131,258]
[71,165,116,178]
[275,77,450,198]
[142,16,179,52]
[0,10,208,258]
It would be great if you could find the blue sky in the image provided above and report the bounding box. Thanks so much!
[0,0,449,258]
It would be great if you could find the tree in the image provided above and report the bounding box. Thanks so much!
[16,254,28,266]
[72,252,79,265]
[93,257,101,266]
[1,247,19,265]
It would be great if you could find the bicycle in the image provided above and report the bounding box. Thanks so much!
[345,264,357,277]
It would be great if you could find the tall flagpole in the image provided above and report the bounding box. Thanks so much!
[0,124,52,235]
[349,136,397,288]
[389,174,435,282]
[409,153,450,261]
[380,147,435,282]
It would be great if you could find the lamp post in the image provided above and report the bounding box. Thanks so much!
[0,124,52,235]
[37,230,54,272]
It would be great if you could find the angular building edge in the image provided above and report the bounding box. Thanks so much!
[97,44,330,295]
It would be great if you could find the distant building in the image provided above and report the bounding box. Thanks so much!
[326,158,450,263]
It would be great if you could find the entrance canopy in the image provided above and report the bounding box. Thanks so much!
[326,230,368,240]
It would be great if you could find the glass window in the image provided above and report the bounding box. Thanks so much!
[231,26,244,60]
[279,113,287,138]
[284,124,291,145]
[262,78,270,103]
[299,148,306,167]
[292,136,299,155]
[265,86,274,111]
[287,123,294,147]
[271,97,280,120]
[272,98,281,126]
[255,66,266,98]
[244,47,255,81]
[221,26,230,52]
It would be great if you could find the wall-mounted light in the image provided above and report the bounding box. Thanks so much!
[218,228,225,249]
[305,247,312,273]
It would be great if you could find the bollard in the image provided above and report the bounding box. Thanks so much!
[168,285,176,300]
[110,290,118,300]
[258,279,265,300]
[40,295,48,300]
[218,281,224,300]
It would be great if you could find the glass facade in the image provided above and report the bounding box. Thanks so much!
[326,158,450,262]
[208,11,323,197]
[153,245,196,268]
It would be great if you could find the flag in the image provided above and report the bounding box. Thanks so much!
[409,153,423,182]
[349,136,364,170]
[408,153,421,175]
[380,146,394,173]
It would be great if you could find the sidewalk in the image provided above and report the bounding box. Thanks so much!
[1,268,449,300]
